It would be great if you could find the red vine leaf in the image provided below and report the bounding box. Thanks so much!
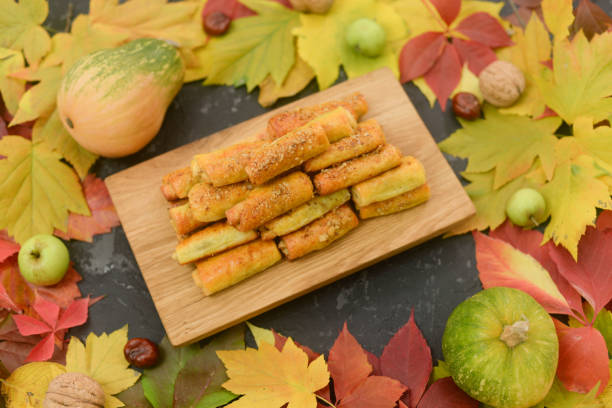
[454,12,513,48]
[452,38,497,76]
[399,32,446,82]
[380,310,432,408]
[328,322,372,401]
[597,210,612,231]
[365,350,382,376]
[0,231,19,263]
[430,0,461,26]
[549,226,612,316]
[423,43,462,111]
[554,319,609,395]
[336,376,407,408]
[572,0,612,40]
[202,0,292,19]
[416,377,478,408]
[54,175,120,243]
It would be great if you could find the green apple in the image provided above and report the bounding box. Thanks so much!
[345,18,386,58]
[18,234,69,286]
[506,188,547,228]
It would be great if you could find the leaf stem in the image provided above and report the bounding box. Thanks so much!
[316,394,337,408]
[505,0,526,28]
[419,0,449,32]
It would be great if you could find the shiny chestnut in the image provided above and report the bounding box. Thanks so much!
[452,92,481,120]
[124,337,159,368]
[204,11,231,36]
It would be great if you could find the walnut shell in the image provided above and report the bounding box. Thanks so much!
[44,372,105,408]
[478,60,525,107]
[289,0,333,14]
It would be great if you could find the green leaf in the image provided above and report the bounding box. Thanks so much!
[116,382,153,408]
[0,48,25,115]
[32,110,98,179]
[294,0,408,89]
[247,322,275,348]
[439,106,560,189]
[142,326,245,408]
[534,378,599,408]
[203,0,300,92]
[431,360,451,383]
[0,0,51,66]
[0,136,90,244]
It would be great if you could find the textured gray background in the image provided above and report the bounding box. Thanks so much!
[46,0,611,360]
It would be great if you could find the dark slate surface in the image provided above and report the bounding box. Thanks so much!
[47,0,610,360]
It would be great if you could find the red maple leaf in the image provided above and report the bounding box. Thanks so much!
[399,0,512,110]
[13,296,88,362]
[380,310,432,408]
[54,175,120,243]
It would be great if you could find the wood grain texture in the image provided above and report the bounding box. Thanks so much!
[106,68,476,346]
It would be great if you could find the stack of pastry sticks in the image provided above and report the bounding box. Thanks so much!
[161,93,430,296]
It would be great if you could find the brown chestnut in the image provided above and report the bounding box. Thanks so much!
[452,92,481,120]
[124,337,159,368]
[204,11,231,36]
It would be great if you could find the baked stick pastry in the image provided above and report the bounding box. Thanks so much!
[245,124,329,185]
[304,119,385,173]
[279,204,359,260]
[161,167,196,201]
[260,189,351,240]
[351,156,426,208]
[267,93,368,140]
[191,140,263,187]
[313,144,402,195]
[309,107,357,142]
[188,181,252,222]
[358,184,430,219]
[226,172,314,232]
[192,240,282,296]
[173,222,258,264]
[169,203,208,237]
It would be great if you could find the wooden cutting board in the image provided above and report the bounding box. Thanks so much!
[106,68,475,346]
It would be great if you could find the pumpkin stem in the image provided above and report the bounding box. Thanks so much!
[500,319,529,347]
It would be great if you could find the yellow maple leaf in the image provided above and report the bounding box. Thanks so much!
[246,322,276,348]
[294,0,408,90]
[9,65,62,126]
[203,0,301,92]
[0,136,89,244]
[0,48,25,115]
[258,55,315,107]
[1,362,66,408]
[218,338,330,408]
[573,117,612,175]
[536,31,612,124]
[65,326,140,408]
[541,0,574,42]
[32,110,98,178]
[497,13,550,117]
[0,0,51,66]
[89,0,205,49]
[541,138,612,259]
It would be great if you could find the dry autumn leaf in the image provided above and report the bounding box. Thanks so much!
[294,0,408,90]
[0,0,51,67]
[65,325,140,408]
[0,137,89,244]
[218,338,330,408]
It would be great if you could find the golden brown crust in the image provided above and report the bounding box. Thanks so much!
[169,203,208,237]
[174,222,258,264]
[266,92,368,140]
[304,119,385,172]
[226,172,314,232]
[245,124,329,185]
[351,156,426,208]
[308,107,357,143]
[313,144,402,195]
[358,184,430,219]
[192,140,264,187]
[279,204,359,260]
[193,240,281,296]
[188,181,252,222]
[161,167,195,201]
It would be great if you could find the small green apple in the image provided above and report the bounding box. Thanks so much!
[18,234,69,286]
[506,188,547,228]
[345,18,386,58]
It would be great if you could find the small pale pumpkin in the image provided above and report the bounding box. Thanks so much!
[57,38,184,158]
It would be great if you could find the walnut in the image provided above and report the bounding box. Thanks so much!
[289,0,334,14]
[478,60,525,107]
[44,372,105,408]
